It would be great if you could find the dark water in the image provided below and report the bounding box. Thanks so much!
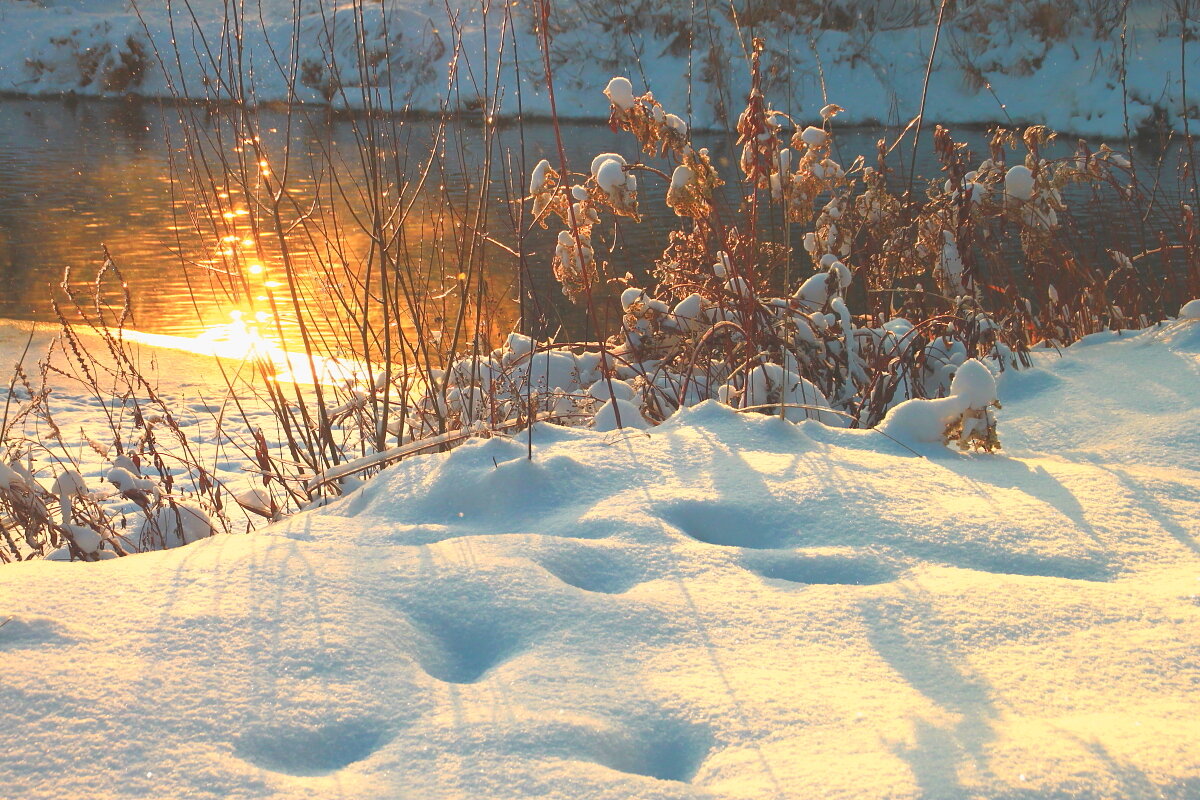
[0,97,1191,350]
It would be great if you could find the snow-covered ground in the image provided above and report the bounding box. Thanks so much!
[1,314,1198,799]
[0,0,1194,137]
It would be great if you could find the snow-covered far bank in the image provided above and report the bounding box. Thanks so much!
[1,315,1198,798]
[0,0,1195,137]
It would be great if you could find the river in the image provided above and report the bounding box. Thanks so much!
[0,97,1190,354]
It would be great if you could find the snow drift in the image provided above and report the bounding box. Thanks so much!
[0,317,1198,799]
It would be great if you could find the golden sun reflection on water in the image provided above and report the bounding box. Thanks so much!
[2,101,628,349]
[118,309,371,387]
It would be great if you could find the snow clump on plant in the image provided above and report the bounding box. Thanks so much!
[879,359,1001,451]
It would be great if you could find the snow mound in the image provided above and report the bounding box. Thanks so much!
[878,358,998,449]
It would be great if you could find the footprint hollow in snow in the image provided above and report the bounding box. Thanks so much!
[744,549,897,586]
[659,499,797,549]
[234,719,386,776]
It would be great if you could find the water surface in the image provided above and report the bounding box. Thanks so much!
[0,97,1190,352]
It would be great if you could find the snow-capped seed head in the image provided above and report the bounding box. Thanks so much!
[590,152,627,180]
[571,185,589,201]
[595,159,625,193]
[819,103,844,121]
[800,126,829,148]
[1004,165,1035,202]
[0,460,25,491]
[107,467,139,493]
[672,293,705,328]
[571,201,599,226]
[604,77,636,111]
[621,287,647,312]
[794,271,831,308]
[112,455,139,474]
[829,260,851,289]
[591,154,638,216]
[669,165,695,192]
[769,172,783,200]
[778,148,792,174]
[664,114,688,137]
[813,159,843,180]
[530,159,552,195]
[66,524,103,555]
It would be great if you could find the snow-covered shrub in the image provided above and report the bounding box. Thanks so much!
[496,52,1189,455]
[0,426,225,561]
[0,449,123,561]
[356,51,1184,475]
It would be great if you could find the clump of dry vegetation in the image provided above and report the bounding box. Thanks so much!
[1,3,1196,561]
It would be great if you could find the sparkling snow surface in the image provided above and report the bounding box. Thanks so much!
[1,319,1199,799]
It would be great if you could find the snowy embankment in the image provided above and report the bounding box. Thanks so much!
[1,317,1198,799]
[0,0,1194,137]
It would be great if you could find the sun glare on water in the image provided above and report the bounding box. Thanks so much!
[116,309,367,388]
[109,215,371,387]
